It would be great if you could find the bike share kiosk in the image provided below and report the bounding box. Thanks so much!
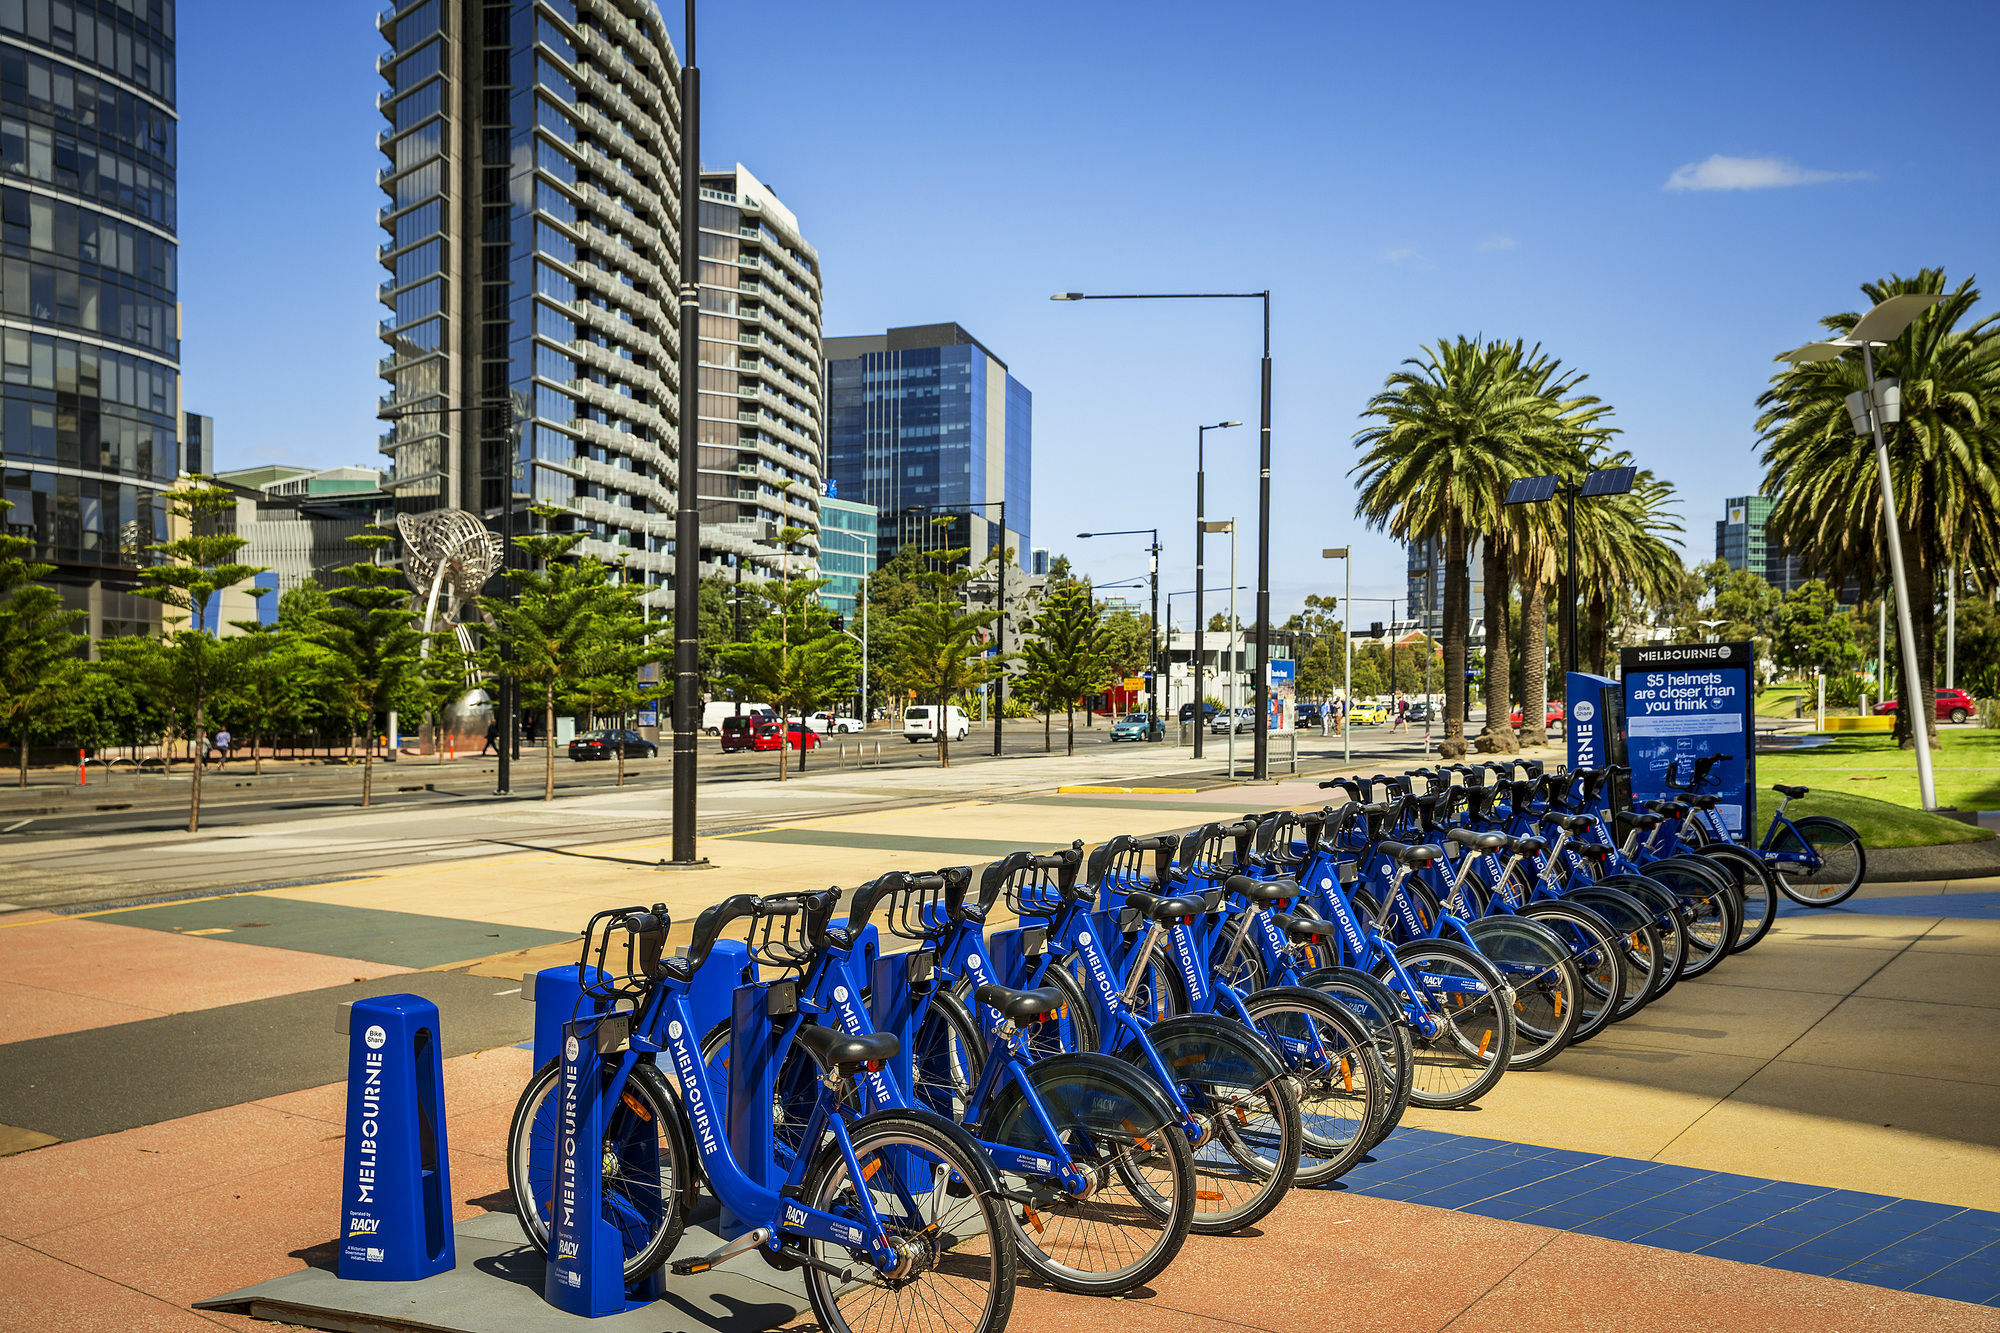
[1565,670,1626,774]
[1620,642,1756,837]
[335,994,454,1283]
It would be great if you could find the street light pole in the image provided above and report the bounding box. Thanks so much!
[668,0,702,862]
[1077,527,1163,733]
[1203,520,1238,773]
[1193,421,1242,756]
[1323,547,1351,766]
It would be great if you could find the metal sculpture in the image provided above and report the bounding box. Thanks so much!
[397,509,504,643]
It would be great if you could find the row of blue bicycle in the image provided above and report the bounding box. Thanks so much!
[501,754,1866,1333]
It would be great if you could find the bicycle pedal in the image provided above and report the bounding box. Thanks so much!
[669,1225,772,1276]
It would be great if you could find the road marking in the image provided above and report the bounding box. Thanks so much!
[493,987,521,996]
[182,927,234,936]
[1,819,32,833]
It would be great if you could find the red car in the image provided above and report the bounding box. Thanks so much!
[720,715,820,752]
[1878,689,1976,724]
[1509,702,1566,729]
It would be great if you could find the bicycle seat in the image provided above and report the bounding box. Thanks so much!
[1224,873,1297,903]
[1123,890,1208,921]
[1444,829,1507,853]
[1573,841,1614,859]
[1612,811,1662,831]
[1272,909,1338,942]
[1378,840,1442,868]
[973,983,1064,1022]
[796,1024,899,1071]
[1538,812,1593,834]
[1508,835,1548,856]
[1645,799,1690,817]
[1772,784,1809,800]
[1689,794,1718,810]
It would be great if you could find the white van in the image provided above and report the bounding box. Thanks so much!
[702,701,773,735]
[902,705,970,743]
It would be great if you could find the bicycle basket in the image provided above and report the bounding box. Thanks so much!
[577,904,671,1006]
[745,888,839,971]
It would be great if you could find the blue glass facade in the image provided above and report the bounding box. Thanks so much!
[0,0,178,640]
[816,494,876,618]
[825,323,1030,569]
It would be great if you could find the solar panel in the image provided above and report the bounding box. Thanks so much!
[1504,475,1561,505]
[1580,466,1636,498]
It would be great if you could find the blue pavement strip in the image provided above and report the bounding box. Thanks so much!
[1341,1127,2000,1307]
[1775,890,2000,920]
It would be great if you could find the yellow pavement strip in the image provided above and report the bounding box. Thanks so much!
[0,1124,59,1157]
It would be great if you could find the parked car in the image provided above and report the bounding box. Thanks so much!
[1296,703,1324,728]
[568,729,657,761]
[1177,701,1219,723]
[720,715,820,752]
[1110,712,1165,742]
[1878,689,1976,724]
[702,700,772,735]
[1347,701,1388,726]
[1209,707,1258,734]
[1508,702,1566,729]
[903,704,970,743]
[807,711,866,734]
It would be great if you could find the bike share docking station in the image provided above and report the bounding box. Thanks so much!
[197,950,814,1333]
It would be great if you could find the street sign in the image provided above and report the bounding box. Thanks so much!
[1620,642,1756,836]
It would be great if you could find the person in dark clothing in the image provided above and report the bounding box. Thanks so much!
[480,719,500,757]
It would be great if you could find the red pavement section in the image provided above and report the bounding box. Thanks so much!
[3,1039,1996,1333]
[0,912,409,1043]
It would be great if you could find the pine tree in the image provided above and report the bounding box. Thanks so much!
[313,527,421,807]
[0,500,87,786]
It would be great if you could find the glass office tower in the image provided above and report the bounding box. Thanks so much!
[1716,495,1804,593]
[376,0,684,609]
[0,0,179,640]
[824,322,1029,569]
[816,492,876,618]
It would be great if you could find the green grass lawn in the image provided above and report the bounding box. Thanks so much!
[1755,729,1999,846]
[1755,684,1809,718]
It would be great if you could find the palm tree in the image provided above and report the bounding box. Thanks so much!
[1354,338,1557,758]
[1568,453,1683,674]
[1757,269,2000,750]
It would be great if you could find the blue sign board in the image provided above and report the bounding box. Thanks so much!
[1620,642,1756,836]
[1565,671,1620,771]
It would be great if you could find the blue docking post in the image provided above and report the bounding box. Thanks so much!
[526,965,607,1073]
[723,978,778,1236]
[336,994,454,1283]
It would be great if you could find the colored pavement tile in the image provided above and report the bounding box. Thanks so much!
[1342,1126,2000,1305]
[97,892,574,969]
[729,827,1068,857]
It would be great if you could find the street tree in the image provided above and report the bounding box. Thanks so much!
[716,577,857,781]
[879,539,1001,767]
[1773,580,1860,679]
[0,501,87,785]
[1018,581,1117,756]
[1758,269,2000,750]
[133,480,265,830]
[313,527,422,807]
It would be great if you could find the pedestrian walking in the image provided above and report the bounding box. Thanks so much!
[1391,696,1408,733]
[1335,697,1346,734]
[1320,703,1331,736]
[480,718,499,757]
[212,727,231,769]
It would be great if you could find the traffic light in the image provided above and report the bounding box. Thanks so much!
[829,615,844,634]
[1370,621,1383,637]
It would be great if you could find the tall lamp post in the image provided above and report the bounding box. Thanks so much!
[1202,519,1239,774]
[1164,583,1247,739]
[1078,528,1162,735]
[668,0,703,863]
[378,390,528,795]
[1322,547,1351,765]
[908,499,1010,756]
[1190,420,1242,758]
[1056,290,1273,777]
[1503,467,1637,676]
[1779,291,1945,811]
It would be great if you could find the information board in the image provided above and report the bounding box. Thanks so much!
[1268,659,1296,731]
[1620,642,1756,836]
[1564,671,1622,772]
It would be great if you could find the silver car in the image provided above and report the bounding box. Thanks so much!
[1209,707,1258,734]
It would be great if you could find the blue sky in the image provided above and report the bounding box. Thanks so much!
[178,1,1999,619]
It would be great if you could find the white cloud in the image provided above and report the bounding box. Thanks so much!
[1665,154,1869,192]
[1476,235,1516,253]
[1383,247,1424,265]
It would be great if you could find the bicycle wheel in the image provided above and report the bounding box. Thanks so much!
[1240,987,1383,1185]
[1463,917,1581,1070]
[1771,816,1867,906]
[1297,963,1414,1151]
[801,1112,1016,1333]
[1375,940,1514,1109]
[911,993,987,1120]
[1599,875,1689,1000]
[980,1052,1194,1295]
[1114,1013,1302,1235]
[507,1058,686,1283]
[1066,944,1180,1032]
[1642,858,1740,979]
[1697,844,1779,953]
[1211,916,1270,994]
[1516,902,1626,1046]
[699,1021,823,1170]
[1564,886,1662,1020]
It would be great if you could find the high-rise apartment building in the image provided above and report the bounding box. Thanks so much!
[0,0,180,641]
[1715,495,1803,592]
[824,322,1029,569]
[1405,535,1485,645]
[692,164,824,582]
[375,0,685,609]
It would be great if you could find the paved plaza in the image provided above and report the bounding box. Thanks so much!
[1,754,1997,1331]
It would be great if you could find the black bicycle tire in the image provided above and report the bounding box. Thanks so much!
[1375,939,1514,1109]
[1516,901,1626,1045]
[1239,986,1384,1185]
[1773,815,1867,907]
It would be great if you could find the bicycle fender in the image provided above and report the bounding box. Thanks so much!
[851,1106,1006,1199]
[1018,1050,1183,1129]
[1133,1012,1288,1088]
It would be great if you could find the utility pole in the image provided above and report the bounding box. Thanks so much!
[668,0,702,862]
